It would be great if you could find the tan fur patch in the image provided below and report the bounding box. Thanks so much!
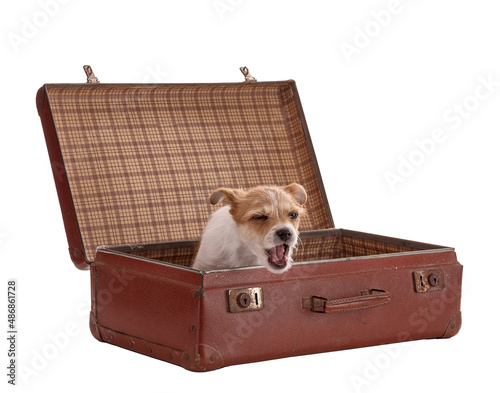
[210,184,307,244]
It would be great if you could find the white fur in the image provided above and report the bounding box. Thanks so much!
[192,206,257,271]
[192,205,295,273]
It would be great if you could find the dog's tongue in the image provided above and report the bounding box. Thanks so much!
[268,245,287,266]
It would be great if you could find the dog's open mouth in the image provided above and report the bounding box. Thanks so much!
[266,244,289,269]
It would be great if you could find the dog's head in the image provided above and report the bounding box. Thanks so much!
[210,183,307,273]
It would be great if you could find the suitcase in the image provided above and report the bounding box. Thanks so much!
[36,66,463,372]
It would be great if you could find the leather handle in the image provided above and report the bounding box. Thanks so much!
[304,289,391,313]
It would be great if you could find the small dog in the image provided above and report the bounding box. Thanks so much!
[192,183,307,273]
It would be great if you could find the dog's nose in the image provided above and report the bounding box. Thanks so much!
[276,228,292,241]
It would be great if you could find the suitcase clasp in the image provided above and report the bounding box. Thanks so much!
[413,269,445,292]
[227,287,264,312]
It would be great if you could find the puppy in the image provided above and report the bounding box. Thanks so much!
[192,183,307,273]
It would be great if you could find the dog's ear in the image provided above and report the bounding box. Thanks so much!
[283,183,307,206]
[210,188,245,206]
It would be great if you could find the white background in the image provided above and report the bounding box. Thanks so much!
[1,0,499,392]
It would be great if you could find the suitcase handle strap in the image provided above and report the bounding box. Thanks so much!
[304,289,391,313]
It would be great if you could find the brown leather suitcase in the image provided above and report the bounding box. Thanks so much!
[36,66,463,372]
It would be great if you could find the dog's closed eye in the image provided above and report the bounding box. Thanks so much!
[253,215,268,221]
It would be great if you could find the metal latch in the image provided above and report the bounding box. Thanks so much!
[413,269,445,292]
[227,287,264,312]
[83,65,100,84]
[240,66,257,82]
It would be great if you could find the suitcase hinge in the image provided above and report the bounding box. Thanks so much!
[240,66,257,83]
[83,65,100,84]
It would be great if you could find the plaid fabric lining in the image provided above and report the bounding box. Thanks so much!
[47,83,331,261]
[339,235,418,258]
[128,246,196,267]
[295,233,418,262]
[294,233,343,262]
[117,232,419,267]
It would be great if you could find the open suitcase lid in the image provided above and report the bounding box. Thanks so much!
[37,66,334,269]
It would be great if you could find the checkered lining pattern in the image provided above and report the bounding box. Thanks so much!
[123,231,420,266]
[296,233,419,261]
[47,83,331,262]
